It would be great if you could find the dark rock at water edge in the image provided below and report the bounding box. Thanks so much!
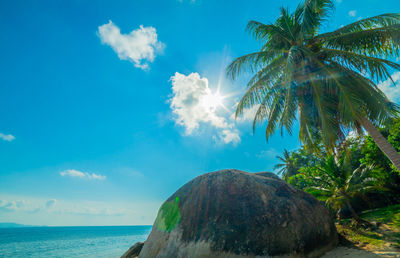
[138,169,338,257]
[121,242,144,258]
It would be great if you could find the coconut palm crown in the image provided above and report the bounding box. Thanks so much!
[306,155,379,222]
[274,149,297,180]
[227,0,400,169]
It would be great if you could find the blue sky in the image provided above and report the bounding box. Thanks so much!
[1,0,400,226]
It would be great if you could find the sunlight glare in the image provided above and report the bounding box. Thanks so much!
[201,90,224,111]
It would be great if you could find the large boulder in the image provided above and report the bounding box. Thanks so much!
[139,169,337,257]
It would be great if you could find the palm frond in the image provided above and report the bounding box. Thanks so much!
[320,24,400,57]
[226,50,285,80]
[301,0,335,37]
[246,56,286,90]
[318,13,400,38]
[306,186,331,192]
[323,48,400,81]
[228,3,400,154]
[246,21,293,44]
[264,89,286,140]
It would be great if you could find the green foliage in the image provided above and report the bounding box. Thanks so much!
[273,149,297,180]
[360,119,400,195]
[288,167,314,189]
[336,205,400,250]
[388,119,400,150]
[361,136,392,179]
[274,147,322,180]
[227,0,400,153]
[291,154,381,219]
[388,119,400,172]
[279,120,400,219]
[361,204,400,228]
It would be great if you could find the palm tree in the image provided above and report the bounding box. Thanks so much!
[274,149,297,180]
[226,0,400,171]
[308,156,379,223]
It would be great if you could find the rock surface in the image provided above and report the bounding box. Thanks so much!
[121,242,144,258]
[139,169,338,257]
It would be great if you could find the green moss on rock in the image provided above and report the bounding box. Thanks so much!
[155,197,181,232]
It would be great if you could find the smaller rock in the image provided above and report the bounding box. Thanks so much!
[121,242,144,258]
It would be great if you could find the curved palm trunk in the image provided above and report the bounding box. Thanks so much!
[345,197,372,227]
[360,117,400,172]
[345,200,362,222]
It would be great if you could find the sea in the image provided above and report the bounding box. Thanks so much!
[0,226,152,258]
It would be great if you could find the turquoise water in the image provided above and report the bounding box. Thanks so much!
[0,226,151,257]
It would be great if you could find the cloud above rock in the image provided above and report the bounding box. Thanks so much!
[0,133,15,142]
[46,199,57,208]
[169,72,240,145]
[60,169,106,180]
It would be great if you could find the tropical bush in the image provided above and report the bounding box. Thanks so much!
[280,119,400,220]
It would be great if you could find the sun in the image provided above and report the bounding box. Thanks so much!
[201,90,224,111]
[202,91,223,109]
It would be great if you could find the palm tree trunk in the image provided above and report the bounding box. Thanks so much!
[360,117,400,172]
[346,201,362,222]
[345,198,372,227]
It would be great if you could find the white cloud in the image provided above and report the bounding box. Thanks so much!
[169,72,240,145]
[348,10,357,17]
[230,104,261,124]
[114,167,144,178]
[46,199,57,208]
[0,133,15,142]
[0,200,25,212]
[170,72,227,133]
[220,129,241,145]
[256,148,279,159]
[60,169,106,180]
[0,194,162,226]
[378,72,400,102]
[0,199,55,213]
[98,21,164,70]
[0,198,91,215]
[60,207,128,217]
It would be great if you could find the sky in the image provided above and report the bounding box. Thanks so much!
[1,0,400,226]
